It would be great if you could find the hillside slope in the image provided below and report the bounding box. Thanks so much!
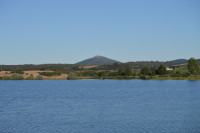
[76,55,121,65]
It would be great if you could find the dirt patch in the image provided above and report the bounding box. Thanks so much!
[80,65,97,69]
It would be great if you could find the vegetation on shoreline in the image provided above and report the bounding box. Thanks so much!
[38,71,61,76]
[0,57,199,80]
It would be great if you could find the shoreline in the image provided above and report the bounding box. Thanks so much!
[1,78,200,80]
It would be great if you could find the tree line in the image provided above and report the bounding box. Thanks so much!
[0,57,199,80]
[1,59,199,72]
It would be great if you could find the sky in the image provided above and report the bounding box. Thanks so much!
[0,0,200,64]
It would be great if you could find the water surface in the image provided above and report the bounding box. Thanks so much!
[0,80,200,133]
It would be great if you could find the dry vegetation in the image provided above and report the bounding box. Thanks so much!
[0,71,68,79]
[80,65,97,69]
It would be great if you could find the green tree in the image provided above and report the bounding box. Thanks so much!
[75,72,83,77]
[118,67,124,76]
[187,57,199,75]
[97,71,106,77]
[132,72,137,76]
[82,71,97,77]
[124,67,132,76]
[67,72,77,80]
[10,74,24,80]
[2,75,10,80]
[26,74,34,80]
[155,64,166,75]
[140,66,150,75]
[10,68,24,74]
[35,75,43,80]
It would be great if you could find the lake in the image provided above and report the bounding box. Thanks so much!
[0,80,200,133]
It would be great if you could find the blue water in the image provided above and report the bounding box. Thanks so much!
[0,80,200,133]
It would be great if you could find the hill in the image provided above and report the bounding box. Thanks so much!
[170,59,188,63]
[76,55,121,65]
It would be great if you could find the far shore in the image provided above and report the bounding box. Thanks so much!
[0,71,68,80]
[0,71,200,80]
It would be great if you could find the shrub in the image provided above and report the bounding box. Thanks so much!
[75,72,83,77]
[67,72,77,80]
[39,71,61,76]
[35,75,43,80]
[10,68,24,74]
[158,75,168,77]
[26,74,35,80]
[132,72,137,76]
[82,71,97,77]
[97,71,106,77]
[10,74,24,80]
[124,67,132,76]
[2,76,10,80]
[140,66,150,75]
[139,75,152,80]
[182,72,190,77]
[93,75,100,79]
[140,75,146,80]
[171,71,182,77]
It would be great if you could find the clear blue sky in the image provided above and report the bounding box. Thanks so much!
[0,0,200,64]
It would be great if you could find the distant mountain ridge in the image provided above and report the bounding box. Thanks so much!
[169,59,188,62]
[76,56,200,65]
[169,59,200,63]
[76,55,121,65]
